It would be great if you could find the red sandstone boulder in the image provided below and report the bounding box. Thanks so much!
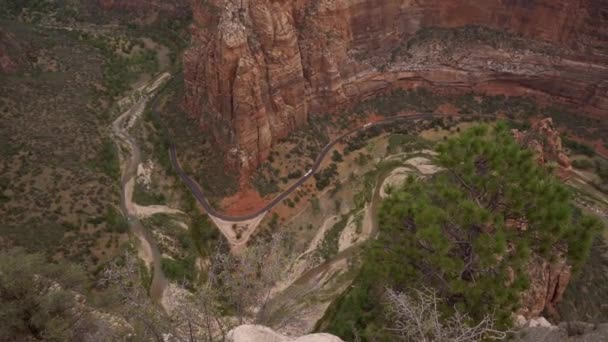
[519,256,572,321]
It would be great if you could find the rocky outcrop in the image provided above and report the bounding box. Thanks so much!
[227,325,343,342]
[513,117,572,173]
[511,118,575,319]
[514,321,608,342]
[184,0,608,175]
[519,256,572,320]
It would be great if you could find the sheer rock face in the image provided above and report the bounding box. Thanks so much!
[184,0,608,175]
[520,256,573,321]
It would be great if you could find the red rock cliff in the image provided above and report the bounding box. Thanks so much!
[183,0,608,173]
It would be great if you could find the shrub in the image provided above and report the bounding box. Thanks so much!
[572,159,594,170]
[314,163,338,190]
[331,150,343,162]
[133,183,166,206]
[161,256,195,282]
[92,140,120,180]
[563,137,595,157]
[287,170,303,179]
[318,215,348,261]
[104,206,128,234]
[252,174,279,196]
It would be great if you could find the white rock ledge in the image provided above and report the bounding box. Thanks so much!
[227,325,344,342]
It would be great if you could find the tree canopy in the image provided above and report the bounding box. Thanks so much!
[322,122,602,340]
[0,248,92,341]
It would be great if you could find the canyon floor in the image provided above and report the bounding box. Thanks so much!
[2,2,608,340]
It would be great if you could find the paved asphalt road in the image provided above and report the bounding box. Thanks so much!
[168,113,452,221]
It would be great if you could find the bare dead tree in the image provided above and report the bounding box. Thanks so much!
[213,233,291,325]
[98,234,290,341]
[384,287,507,342]
[170,283,232,342]
[99,252,173,342]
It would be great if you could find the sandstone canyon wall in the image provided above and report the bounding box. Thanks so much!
[183,0,608,172]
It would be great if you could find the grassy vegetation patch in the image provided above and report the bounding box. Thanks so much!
[161,256,196,283]
[103,206,129,234]
[402,25,558,57]
[153,78,239,199]
[253,164,281,196]
[314,163,338,191]
[386,134,432,154]
[133,182,166,206]
[0,0,76,22]
[563,137,596,157]
[89,139,120,180]
[143,109,172,170]
[78,32,159,98]
[572,158,594,170]
[559,237,608,323]
[545,107,606,141]
[0,23,125,272]
[318,215,348,261]
[592,158,608,193]
[143,211,218,285]
[353,88,440,116]
[0,218,67,253]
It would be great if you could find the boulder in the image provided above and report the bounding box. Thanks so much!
[226,325,343,342]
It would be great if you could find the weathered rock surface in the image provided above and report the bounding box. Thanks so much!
[227,320,608,342]
[513,117,572,173]
[519,255,572,320]
[514,322,608,342]
[510,118,577,319]
[227,325,343,342]
[184,0,608,175]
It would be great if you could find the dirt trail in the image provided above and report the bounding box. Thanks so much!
[264,161,415,333]
[134,204,184,219]
[111,72,172,306]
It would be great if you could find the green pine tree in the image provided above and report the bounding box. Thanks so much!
[323,122,602,340]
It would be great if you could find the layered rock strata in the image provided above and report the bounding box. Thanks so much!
[184,0,608,173]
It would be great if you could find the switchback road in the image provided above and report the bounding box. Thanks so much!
[169,113,459,221]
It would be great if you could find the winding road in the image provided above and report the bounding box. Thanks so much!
[169,113,452,221]
[135,71,500,301]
